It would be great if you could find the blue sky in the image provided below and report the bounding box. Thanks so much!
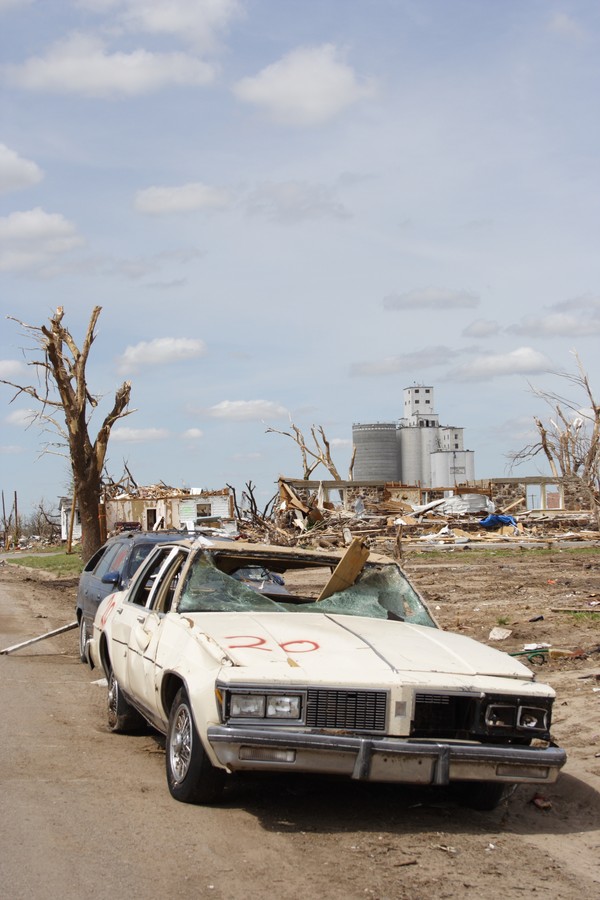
[2,0,600,517]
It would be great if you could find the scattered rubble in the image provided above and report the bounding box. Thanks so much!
[233,478,600,553]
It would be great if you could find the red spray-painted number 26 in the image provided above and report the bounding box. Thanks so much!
[224,635,319,653]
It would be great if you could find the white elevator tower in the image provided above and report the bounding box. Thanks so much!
[352,385,475,487]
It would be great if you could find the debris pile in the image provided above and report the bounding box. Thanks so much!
[234,479,600,553]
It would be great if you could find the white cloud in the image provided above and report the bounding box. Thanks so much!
[183,428,204,439]
[508,312,600,337]
[490,416,538,444]
[384,288,479,311]
[0,444,22,454]
[0,0,32,9]
[553,294,600,312]
[330,437,352,447]
[5,33,214,97]
[5,408,36,426]
[462,318,501,338]
[0,144,43,195]
[117,337,207,373]
[548,13,586,40]
[0,208,82,272]
[207,400,289,421]
[76,0,242,51]
[135,182,230,215]
[0,360,26,379]
[233,43,375,126]
[351,346,463,377]
[134,178,351,222]
[449,347,553,381]
[246,181,351,223]
[110,426,169,442]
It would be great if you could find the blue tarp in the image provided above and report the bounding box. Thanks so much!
[479,514,518,530]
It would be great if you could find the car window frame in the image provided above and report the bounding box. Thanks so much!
[123,545,188,609]
[149,548,190,614]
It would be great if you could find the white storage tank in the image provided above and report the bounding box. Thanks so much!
[430,450,475,486]
[398,426,422,485]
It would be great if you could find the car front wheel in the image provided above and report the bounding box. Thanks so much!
[166,687,225,804]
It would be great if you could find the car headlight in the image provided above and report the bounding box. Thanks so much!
[266,695,301,718]
[228,692,302,721]
[485,703,517,728]
[485,700,550,733]
[517,706,549,730]
[230,694,266,718]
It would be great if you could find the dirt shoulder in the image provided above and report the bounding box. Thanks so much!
[1,550,599,899]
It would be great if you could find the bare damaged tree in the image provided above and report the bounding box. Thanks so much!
[23,500,61,543]
[1,307,134,561]
[265,422,343,480]
[509,352,600,528]
[348,444,357,480]
[226,481,290,544]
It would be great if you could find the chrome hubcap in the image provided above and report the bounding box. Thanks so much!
[170,704,192,783]
[108,674,117,721]
[79,620,87,656]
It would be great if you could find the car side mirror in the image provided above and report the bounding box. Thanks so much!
[101,571,120,587]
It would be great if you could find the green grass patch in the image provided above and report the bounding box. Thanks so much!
[8,551,83,578]
[567,611,600,622]
[405,545,600,563]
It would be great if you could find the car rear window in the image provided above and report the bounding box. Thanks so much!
[94,543,126,579]
[126,542,160,579]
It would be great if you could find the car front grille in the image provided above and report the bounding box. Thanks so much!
[305,688,388,732]
[412,692,476,738]
[411,691,553,742]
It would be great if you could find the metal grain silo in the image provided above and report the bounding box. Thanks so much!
[352,423,399,480]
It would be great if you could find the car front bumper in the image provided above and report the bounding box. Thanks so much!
[207,725,566,785]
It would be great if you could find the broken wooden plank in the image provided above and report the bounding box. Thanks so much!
[279,481,310,514]
[317,537,370,602]
[500,497,526,514]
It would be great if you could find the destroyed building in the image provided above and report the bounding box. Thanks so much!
[59,486,235,542]
[352,385,475,487]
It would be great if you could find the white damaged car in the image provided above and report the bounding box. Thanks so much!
[88,537,566,808]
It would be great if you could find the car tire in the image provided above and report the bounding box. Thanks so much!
[78,617,89,663]
[107,669,145,734]
[166,687,225,804]
[458,781,515,811]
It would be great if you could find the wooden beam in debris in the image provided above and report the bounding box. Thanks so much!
[279,481,311,514]
[317,537,370,602]
[0,621,77,655]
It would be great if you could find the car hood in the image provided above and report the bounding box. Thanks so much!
[184,611,534,681]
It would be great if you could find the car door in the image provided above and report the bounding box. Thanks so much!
[125,547,189,723]
[109,546,175,689]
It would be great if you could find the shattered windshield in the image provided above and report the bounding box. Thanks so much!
[177,555,435,627]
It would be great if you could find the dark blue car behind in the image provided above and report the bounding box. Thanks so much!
[75,530,188,661]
